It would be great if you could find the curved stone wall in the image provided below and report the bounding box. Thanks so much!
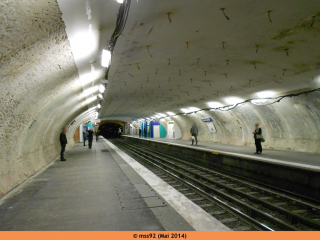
[160,91,320,153]
[0,0,88,196]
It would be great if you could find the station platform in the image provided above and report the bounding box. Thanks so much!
[122,135,320,200]
[0,139,229,231]
[125,136,320,171]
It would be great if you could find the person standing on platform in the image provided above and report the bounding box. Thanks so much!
[139,128,142,137]
[87,128,94,149]
[118,127,122,138]
[59,127,67,161]
[83,130,87,146]
[95,131,99,141]
[190,124,198,145]
[144,127,147,138]
[253,123,263,154]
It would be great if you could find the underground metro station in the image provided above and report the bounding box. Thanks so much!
[1,0,320,232]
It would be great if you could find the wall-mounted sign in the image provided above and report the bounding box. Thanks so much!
[201,118,213,122]
[207,122,216,133]
[91,119,100,123]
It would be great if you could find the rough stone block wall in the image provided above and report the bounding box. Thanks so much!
[0,0,86,197]
[73,126,80,143]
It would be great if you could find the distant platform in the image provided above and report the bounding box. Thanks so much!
[124,135,320,171]
[122,135,320,199]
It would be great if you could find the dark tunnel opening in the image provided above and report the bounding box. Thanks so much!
[99,123,123,139]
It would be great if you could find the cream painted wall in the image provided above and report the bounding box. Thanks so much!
[158,91,320,153]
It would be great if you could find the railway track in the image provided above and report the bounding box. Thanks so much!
[109,138,320,231]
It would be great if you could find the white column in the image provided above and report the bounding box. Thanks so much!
[79,124,83,143]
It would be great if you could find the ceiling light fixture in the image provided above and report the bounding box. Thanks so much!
[207,102,223,108]
[250,99,268,105]
[101,49,111,68]
[224,97,244,105]
[166,112,175,116]
[117,0,124,3]
[255,90,275,98]
[97,103,101,108]
[180,108,190,113]
[99,84,105,93]
[98,94,103,99]
[189,107,200,112]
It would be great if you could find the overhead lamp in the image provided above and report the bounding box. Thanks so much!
[250,99,268,105]
[97,103,101,108]
[117,0,124,3]
[180,108,190,113]
[207,101,223,108]
[101,49,111,68]
[255,90,275,98]
[224,97,243,105]
[166,112,175,116]
[189,107,200,112]
[99,84,105,93]
[98,94,103,99]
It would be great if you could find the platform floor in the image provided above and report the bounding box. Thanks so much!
[125,136,320,170]
[0,139,229,231]
[0,141,166,230]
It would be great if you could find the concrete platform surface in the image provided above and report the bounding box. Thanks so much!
[124,136,320,171]
[0,139,230,231]
[0,140,193,231]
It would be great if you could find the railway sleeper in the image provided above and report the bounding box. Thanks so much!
[209,210,227,215]
[198,203,215,208]
[189,197,205,201]
[232,226,253,231]
[171,184,183,188]
[183,192,197,196]
[220,217,239,224]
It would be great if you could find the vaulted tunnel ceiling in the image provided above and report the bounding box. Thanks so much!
[1,0,320,197]
[98,0,320,121]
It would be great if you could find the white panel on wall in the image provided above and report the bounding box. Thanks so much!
[167,121,181,139]
[174,122,182,139]
[167,121,174,139]
[79,124,83,142]
[154,125,160,138]
[207,122,216,133]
